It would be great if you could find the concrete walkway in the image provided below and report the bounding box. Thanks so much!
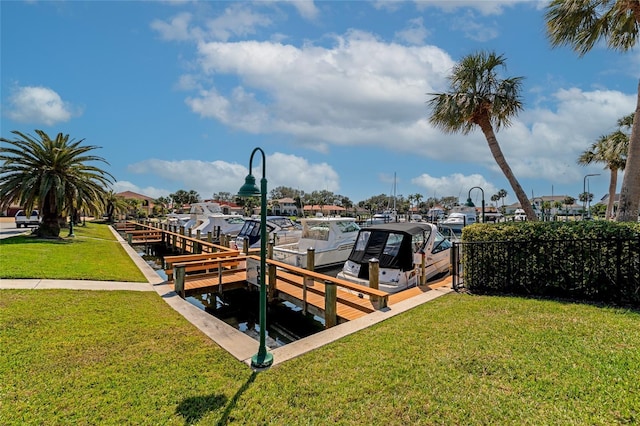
[0,222,454,368]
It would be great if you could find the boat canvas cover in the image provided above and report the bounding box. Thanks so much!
[347,223,432,273]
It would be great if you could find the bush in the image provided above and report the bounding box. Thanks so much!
[460,221,640,305]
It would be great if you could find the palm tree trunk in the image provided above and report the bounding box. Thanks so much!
[607,168,618,219]
[617,80,640,222]
[478,119,537,221]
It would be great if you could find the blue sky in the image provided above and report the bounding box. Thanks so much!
[2,1,638,207]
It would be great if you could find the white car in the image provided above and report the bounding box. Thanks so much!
[15,210,41,228]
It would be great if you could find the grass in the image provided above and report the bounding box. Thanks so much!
[0,222,147,282]
[1,291,638,425]
[1,223,639,424]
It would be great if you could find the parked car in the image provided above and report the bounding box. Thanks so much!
[15,209,40,228]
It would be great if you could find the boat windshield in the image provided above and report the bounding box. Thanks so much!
[269,217,295,228]
[348,229,414,271]
[303,223,330,240]
[225,216,245,225]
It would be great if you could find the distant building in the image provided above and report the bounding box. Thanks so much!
[270,197,299,216]
[303,204,347,217]
[505,195,584,217]
[116,191,155,216]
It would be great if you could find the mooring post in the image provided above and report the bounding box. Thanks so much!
[306,247,315,271]
[420,250,426,286]
[175,265,186,299]
[207,231,213,243]
[324,280,337,328]
[243,237,249,255]
[369,258,379,290]
[127,233,132,245]
[267,241,276,302]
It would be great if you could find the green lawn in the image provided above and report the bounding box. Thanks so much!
[1,224,638,424]
[0,222,147,282]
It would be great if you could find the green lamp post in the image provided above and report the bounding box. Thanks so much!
[466,186,485,223]
[237,147,273,369]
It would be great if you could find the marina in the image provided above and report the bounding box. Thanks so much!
[119,220,453,346]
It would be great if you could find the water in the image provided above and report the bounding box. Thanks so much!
[137,246,326,349]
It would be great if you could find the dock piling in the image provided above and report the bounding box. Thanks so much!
[324,280,337,328]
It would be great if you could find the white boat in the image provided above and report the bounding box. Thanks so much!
[439,210,476,231]
[514,208,527,221]
[272,217,361,269]
[181,202,246,238]
[235,216,302,251]
[364,210,398,226]
[337,222,451,294]
[165,213,190,227]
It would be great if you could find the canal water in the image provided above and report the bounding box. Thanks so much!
[138,247,335,349]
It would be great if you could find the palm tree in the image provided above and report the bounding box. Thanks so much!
[413,193,423,212]
[545,0,640,222]
[427,51,537,221]
[104,190,128,223]
[563,196,576,220]
[577,120,629,219]
[0,130,113,238]
[497,189,508,214]
[491,193,500,209]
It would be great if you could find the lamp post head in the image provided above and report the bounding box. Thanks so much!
[238,174,261,197]
[465,197,475,207]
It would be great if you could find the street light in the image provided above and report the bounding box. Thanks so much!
[466,186,485,223]
[582,174,600,220]
[238,147,273,369]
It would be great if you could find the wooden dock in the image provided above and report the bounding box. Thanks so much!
[114,221,453,326]
[162,250,452,325]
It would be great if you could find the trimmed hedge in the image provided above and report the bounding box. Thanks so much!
[460,221,640,305]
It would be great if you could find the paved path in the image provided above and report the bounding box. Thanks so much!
[0,221,454,368]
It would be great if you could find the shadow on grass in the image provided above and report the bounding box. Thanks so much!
[0,235,73,245]
[176,372,257,425]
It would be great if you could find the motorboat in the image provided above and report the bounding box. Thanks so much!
[364,210,398,226]
[336,222,451,294]
[235,216,302,251]
[164,213,190,228]
[181,202,246,238]
[272,217,361,269]
[514,208,527,221]
[438,210,476,231]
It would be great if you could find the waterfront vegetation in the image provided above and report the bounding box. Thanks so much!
[1,223,639,424]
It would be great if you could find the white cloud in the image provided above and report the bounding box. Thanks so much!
[395,17,430,45]
[411,173,499,204]
[204,4,272,41]
[289,0,319,21]
[5,86,76,125]
[126,153,339,200]
[189,32,455,150]
[150,12,194,41]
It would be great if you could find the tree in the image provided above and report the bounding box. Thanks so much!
[577,115,630,219]
[0,130,113,238]
[491,193,500,209]
[104,190,127,223]
[211,191,233,202]
[563,196,576,219]
[545,0,640,222]
[427,51,537,221]
[170,189,200,208]
[413,193,423,212]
